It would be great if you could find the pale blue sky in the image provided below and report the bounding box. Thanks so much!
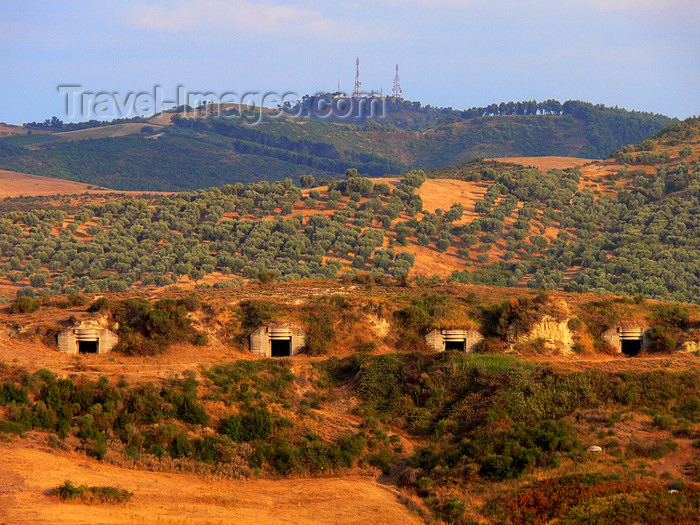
[1,0,698,124]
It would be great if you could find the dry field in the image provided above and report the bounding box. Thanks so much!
[0,439,421,525]
[0,170,107,197]
[50,123,157,141]
[0,169,174,199]
[0,123,30,137]
[486,156,594,171]
[416,179,489,223]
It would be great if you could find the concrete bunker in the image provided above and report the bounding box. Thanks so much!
[249,325,306,357]
[602,326,647,357]
[425,329,484,353]
[57,321,119,355]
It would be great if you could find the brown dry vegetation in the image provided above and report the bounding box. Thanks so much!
[415,179,489,223]
[486,156,594,171]
[50,123,158,141]
[0,123,30,137]
[0,438,421,525]
[0,170,106,197]
[0,169,173,198]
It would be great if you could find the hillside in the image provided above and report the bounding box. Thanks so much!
[0,99,674,191]
[0,114,693,302]
[0,118,697,305]
[1,282,700,524]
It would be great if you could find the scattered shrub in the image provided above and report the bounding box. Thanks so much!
[9,296,40,314]
[219,406,272,442]
[53,480,133,504]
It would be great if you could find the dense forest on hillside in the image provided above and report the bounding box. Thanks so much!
[0,99,674,191]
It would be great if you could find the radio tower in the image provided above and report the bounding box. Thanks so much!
[354,57,361,98]
[392,63,402,100]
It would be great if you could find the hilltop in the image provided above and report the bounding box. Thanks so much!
[0,98,674,191]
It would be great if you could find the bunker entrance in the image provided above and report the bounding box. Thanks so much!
[271,339,291,357]
[621,338,642,357]
[445,340,466,352]
[78,340,98,354]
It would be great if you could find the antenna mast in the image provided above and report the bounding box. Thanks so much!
[392,63,402,100]
[354,57,361,98]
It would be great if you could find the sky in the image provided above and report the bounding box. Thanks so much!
[1,0,699,124]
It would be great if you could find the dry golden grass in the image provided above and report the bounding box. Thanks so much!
[0,169,175,198]
[416,179,489,223]
[0,170,103,197]
[394,243,467,278]
[51,123,154,141]
[0,439,422,525]
[486,156,594,171]
[0,123,29,137]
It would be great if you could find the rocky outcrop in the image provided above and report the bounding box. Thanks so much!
[509,314,574,354]
[680,341,700,354]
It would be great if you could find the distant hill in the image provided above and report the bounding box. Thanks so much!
[0,116,698,303]
[0,98,675,191]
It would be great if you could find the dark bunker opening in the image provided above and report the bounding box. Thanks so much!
[621,338,642,357]
[445,340,466,352]
[271,339,291,357]
[78,340,99,354]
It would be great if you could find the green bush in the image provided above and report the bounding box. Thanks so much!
[53,480,133,504]
[191,435,236,464]
[646,326,678,353]
[219,406,272,442]
[191,332,209,346]
[175,396,210,425]
[87,297,109,312]
[0,420,28,435]
[428,497,466,524]
[112,298,196,355]
[652,305,690,329]
[366,449,397,474]
[305,308,336,356]
[480,453,515,480]
[676,398,700,422]
[239,301,275,331]
[628,437,678,459]
[9,296,40,314]
[255,433,366,475]
[0,383,30,405]
[169,433,192,458]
